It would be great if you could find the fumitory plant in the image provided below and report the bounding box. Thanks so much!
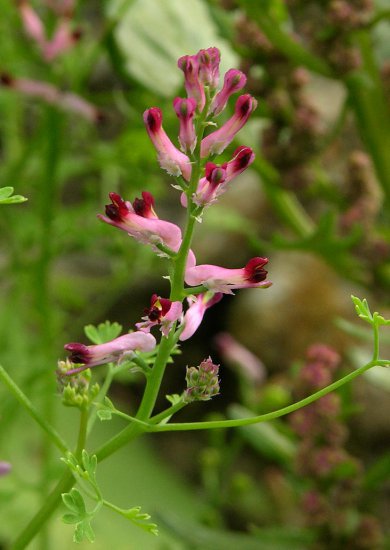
[0,46,389,548]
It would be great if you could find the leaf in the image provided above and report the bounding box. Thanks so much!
[228,405,296,464]
[69,488,86,515]
[97,409,113,421]
[84,321,122,344]
[351,295,373,323]
[62,513,81,525]
[113,505,158,536]
[0,187,14,199]
[109,0,237,97]
[62,492,82,515]
[0,186,28,204]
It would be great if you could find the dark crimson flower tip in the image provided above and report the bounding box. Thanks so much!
[105,192,129,220]
[132,191,155,217]
[244,257,269,283]
[144,108,162,133]
[64,343,91,364]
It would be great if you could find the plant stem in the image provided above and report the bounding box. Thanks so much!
[148,360,377,432]
[0,364,69,454]
[10,407,88,550]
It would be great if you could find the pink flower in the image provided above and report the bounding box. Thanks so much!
[181,145,255,208]
[19,2,46,50]
[214,333,265,384]
[185,257,271,294]
[136,294,183,336]
[197,47,221,90]
[19,1,80,61]
[98,192,182,255]
[192,162,227,207]
[189,146,255,207]
[211,69,247,116]
[177,54,205,111]
[201,94,257,157]
[64,332,156,374]
[0,462,11,477]
[0,74,101,122]
[43,21,80,62]
[143,108,192,180]
[173,97,197,154]
[180,292,223,341]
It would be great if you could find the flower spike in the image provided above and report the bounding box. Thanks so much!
[64,332,156,374]
[185,257,271,294]
[143,107,192,180]
[201,94,257,157]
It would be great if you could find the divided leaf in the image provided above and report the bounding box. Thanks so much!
[84,321,122,344]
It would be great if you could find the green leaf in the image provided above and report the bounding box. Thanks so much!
[0,186,28,204]
[69,488,86,515]
[62,492,82,515]
[351,295,373,323]
[97,409,113,421]
[113,504,158,535]
[228,404,296,464]
[62,513,81,525]
[84,321,122,344]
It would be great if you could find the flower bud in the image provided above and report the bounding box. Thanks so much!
[184,357,220,402]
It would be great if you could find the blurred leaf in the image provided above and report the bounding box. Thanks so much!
[84,321,123,344]
[114,505,159,536]
[227,405,296,464]
[363,453,390,490]
[160,512,314,549]
[109,0,237,96]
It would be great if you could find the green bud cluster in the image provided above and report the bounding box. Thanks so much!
[184,357,219,403]
[57,360,100,409]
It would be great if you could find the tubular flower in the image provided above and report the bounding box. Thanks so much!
[143,107,191,180]
[64,332,156,374]
[197,47,221,90]
[136,294,183,336]
[181,146,255,208]
[98,192,182,255]
[177,54,205,112]
[173,97,197,154]
[185,257,271,294]
[179,292,223,341]
[193,162,227,207]
[211,69,247,116]
[201,94,257,158]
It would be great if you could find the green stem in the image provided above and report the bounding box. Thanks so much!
[346,31,390,201]
[148,360,377,432]
[149,401,186,424]
[10,407,88,550]
[0,364,69,454]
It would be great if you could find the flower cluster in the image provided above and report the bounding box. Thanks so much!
[60,47,271,401]
[289,344,384,548]
[184,358,220,403]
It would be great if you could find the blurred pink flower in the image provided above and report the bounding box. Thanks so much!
[173,97,197,154]
[214,332,265,384]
